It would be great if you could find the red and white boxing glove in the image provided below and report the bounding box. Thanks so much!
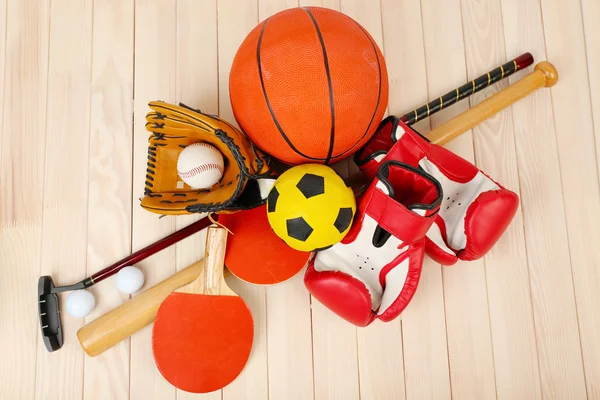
[355,116,520,265]
[304,161,442,326]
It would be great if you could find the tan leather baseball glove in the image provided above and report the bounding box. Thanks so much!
[141,101,276,216]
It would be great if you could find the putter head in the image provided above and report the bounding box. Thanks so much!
[38,276,63,352]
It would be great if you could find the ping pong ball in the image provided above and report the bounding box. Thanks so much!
[65,289,96,318]
[115,266,145,294]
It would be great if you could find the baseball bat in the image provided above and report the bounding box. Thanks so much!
[400,52,533,126]
[347,61,558,196]
[77,259,205,357]
[428,61,558,145]
[78,61,558,358]
[39,216,211,353]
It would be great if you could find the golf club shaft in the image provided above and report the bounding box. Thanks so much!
[90,217,211,284]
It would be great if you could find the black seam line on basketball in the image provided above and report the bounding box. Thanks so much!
[331,20,383,159]
[256,16,319,160]
[302,7,336,164]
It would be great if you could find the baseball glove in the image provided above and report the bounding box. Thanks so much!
[141,101,276,216]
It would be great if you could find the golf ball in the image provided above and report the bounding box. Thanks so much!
[65,289,96,318]
[115,266,145,294]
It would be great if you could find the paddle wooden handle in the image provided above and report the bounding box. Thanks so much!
[203,227,228,295]
[429,61,558,146]
[77,259,205,357]
[176,226,229,294]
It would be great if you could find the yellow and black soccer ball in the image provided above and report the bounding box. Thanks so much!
[266,164,356,252]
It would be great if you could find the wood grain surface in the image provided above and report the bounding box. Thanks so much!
[130,1,178,399]
[461,1,541,399]
[1,0,598,399]
[82,1,133,399]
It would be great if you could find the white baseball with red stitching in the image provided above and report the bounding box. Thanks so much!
[177,142,225,189]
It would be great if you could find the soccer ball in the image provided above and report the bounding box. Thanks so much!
[266,164,356,252]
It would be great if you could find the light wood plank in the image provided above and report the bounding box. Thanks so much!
[380,0,430,131]
[501,1,588,398]
[356,320,404,400]
[299,0,340,8]
[582,0,600,179]
[4,2,600,398]
[420,1,497,399]
[217,1,269,398]
[580,1,600,396]
[0,0,5,168]
[340,2,406,400]
[310,300,361,400]
[538,0,600,397]
[290,3,361,399]
[0,2,49,398]
[253,2,316,400]
[460,1,542,399]
[82,1,134,399]
[130,1,177,399]
[379,1,451,399]
[340,1,383,45]
[259,0,298,19]
[175,1,219,399]
[265,273,314,400]
[401,259,452,400]
[176,0,219,112]
[0,0,4,208]
[33,0,93,399]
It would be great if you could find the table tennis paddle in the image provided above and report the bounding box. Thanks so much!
[152,226,253,393]
[218,205,310,285]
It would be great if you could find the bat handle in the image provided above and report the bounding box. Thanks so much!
[77,259,205,357]
[428,61,558,146]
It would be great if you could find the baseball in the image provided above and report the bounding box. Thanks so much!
[177,142,225,189]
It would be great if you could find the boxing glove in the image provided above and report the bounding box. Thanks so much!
[304,161,442,326]
[355,116,520,265]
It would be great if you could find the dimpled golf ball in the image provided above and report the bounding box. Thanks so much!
[115,266,145,294]
[65,289,96,318]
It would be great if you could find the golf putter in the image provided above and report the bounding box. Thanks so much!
[38,216,211,352]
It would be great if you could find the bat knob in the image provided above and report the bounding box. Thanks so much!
[535,61,558,87]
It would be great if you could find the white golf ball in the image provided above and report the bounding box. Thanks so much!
[115,266,145,294]
[65,289,96,318]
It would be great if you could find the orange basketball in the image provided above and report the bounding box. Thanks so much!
[229,7,388,165]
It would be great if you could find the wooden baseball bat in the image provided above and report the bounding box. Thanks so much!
[400,52,534,126]
[347,61,558,195]
[78,61,559,358]
[428,61,558,145]
[77,259,205,357]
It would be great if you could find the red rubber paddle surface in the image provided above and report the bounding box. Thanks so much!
[219,205,310,284]
[152,293,254,393]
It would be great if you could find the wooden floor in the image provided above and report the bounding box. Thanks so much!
[1,0,599,399]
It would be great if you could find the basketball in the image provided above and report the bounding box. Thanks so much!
[229,7,388,165]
